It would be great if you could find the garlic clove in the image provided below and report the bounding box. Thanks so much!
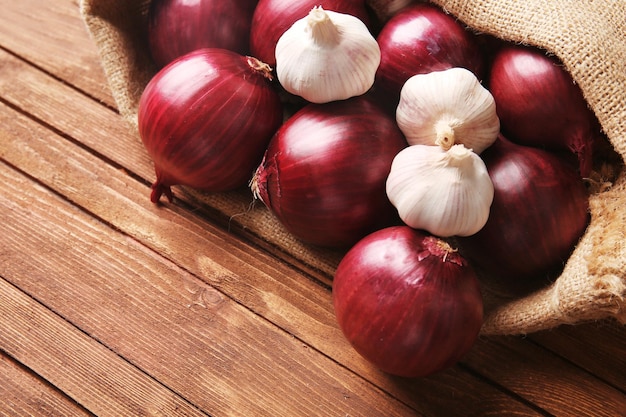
[396,67,500,154]
[275,6,381,104]
[386,144,494,237]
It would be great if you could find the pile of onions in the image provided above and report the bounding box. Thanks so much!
[251,96,407,248]
[456,135,590,294]
[333,226,483,378]
[488,45,600,177]
[135,1,610,379]
[138,48,282,203]
[148,0,259,68]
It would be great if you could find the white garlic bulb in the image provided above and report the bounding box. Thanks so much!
[275,6,381,104]
[396,67,500,154]
[386,144,494,237]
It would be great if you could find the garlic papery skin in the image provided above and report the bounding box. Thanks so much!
[275,6,381,104]
[386,144,494,237]
[396,67,500,154]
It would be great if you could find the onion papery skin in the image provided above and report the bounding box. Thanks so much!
[138,48,283,203]
[249,0,371,68]
[457,135,590,294]
[251,96,407,248]
[488,45,599,177]
[148,0,259,68]
[333,226,483,378]
[373,3,484,112]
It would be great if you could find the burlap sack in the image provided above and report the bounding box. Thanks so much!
[79,0,625,335]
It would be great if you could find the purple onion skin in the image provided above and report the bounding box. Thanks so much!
[373,3,484,112]
[488,45,599,177]
[333,226,484,378]
[148,0,259,68]
[457,136,590,294]
[138,48,283,203]
[249,0,371,68]
[252,96,407,248]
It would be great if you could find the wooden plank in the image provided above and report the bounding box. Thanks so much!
[465,336,626,416]
[0,161,418,416]
[0,47,154,181]
[0,351,94,417]
[0,0,115,108]
[0,277,211,417]
[530,321,626,391]
[0,96,541,414]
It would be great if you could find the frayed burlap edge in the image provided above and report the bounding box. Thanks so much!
[79,0,626,335]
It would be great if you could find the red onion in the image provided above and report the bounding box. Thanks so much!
[373,3,484,111]
[250,96,407,248]
[333,226,483,378]
[138,48,283,203]
[488,45,599,177]
[249,0,371,68]
[457,135,590,294]
[148,0,259,68]
[366,0,419,25]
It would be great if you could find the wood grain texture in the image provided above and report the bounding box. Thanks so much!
[530,321,626,390]
[0,0,114,107]
[466,337,626,416]
[0,352,93,417]
[0,276,210,417]
[0,47,153,181]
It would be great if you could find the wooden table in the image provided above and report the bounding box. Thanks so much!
[1,1,625,416]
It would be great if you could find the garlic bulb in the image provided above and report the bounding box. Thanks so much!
[396,67,500,154]
[386,144,494,237]
[275,6,381,104]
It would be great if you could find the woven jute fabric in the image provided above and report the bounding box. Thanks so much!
[79,0,625,335]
